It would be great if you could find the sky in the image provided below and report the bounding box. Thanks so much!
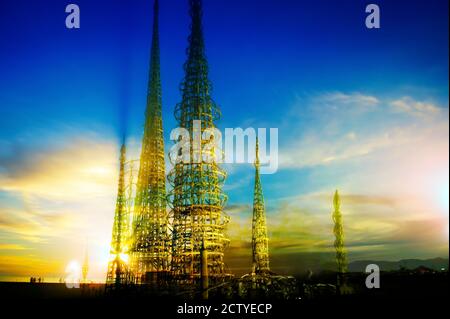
[0,0,448,281]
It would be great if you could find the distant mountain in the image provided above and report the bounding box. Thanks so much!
[348,257,449,272]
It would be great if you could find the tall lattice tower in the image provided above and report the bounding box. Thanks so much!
[332,190,347,274]
[168,0,229,288]
[106,143,131,288]
[130,0,170,284]
[237,140,299,299]
[332,190,352,294]
[251,139,270,274]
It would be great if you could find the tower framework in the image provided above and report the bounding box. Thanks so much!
[251,139,270,274]
[238,141,297,298]
[106,144,132,289]
[130,0,170,284]
[168,0,230,289]
[332,190,348,274]
[332,190,352,294]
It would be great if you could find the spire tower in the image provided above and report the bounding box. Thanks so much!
[106,143,131,288]
[130,0,170,283]
[168,0,229,288]
[332,190,348,275]
[251,139,270,274]
[332,189,353,294]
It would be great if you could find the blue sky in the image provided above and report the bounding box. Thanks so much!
[1,0,448,138]
[0,0,448,280]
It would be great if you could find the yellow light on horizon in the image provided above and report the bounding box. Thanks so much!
[65,260,81,288]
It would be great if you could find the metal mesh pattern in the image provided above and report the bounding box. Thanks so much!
[106,144,132,288]
[168,0,230,285]
[130,0,171,283]
[251,140,270,274]
[332,190,348,274]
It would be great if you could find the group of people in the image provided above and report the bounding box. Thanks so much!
[29,277,43,283]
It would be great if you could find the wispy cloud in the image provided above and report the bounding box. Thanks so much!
[0,254,61,279]
[0,244,27,251]
[390,96,443,118]
[317,92,380,113]
[0,136,118,200]
[279,93,448,169]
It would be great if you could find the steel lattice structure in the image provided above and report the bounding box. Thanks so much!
[237,140,298,298]
[168,0,230,290]
[251,139,270,274]
[106,144,132,289]
[332,190,347,274]
[332,188,349,294]
[130,0,170,284]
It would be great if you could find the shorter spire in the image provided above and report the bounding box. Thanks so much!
[255,137,260,167]
[332,189,347,274]
[251,139,270,274]
[333,189,340,211]
[106,142,131,288]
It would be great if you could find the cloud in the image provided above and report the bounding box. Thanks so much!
[317,92,380,112]
[0,254,61,279]
[0,136,118,200]
[0,244,27,251]
[390,97,442,118]
[0,205,78,243]
[310,193,397,207]
[279,93,448,169]
[280,129,406,168]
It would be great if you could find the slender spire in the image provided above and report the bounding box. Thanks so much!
[332,190,348,274]
[255,137,260,167]
[174,0,221,127]
[131,0,169,282]
[251,138,270,274]
[147,0,162,118]
[112,144,127,254]
[106,142,130,287]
